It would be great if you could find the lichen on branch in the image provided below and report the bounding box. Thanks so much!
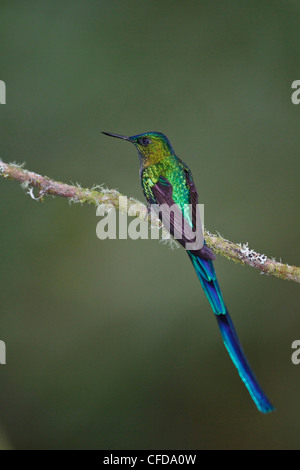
[1,160,299,284]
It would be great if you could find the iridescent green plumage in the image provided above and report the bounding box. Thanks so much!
[103,130,274,414]
[128,132,193,228]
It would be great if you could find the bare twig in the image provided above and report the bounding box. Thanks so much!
[1,160,299,284]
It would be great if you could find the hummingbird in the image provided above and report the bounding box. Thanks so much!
[102,131,274,414]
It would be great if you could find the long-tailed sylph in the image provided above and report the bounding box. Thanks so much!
[103,131,274,414]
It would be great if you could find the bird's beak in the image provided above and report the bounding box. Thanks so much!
[102,132,131,142]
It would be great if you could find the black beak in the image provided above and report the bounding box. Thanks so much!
[102,132,131,142]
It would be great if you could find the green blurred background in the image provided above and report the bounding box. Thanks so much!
[0,0,299,450]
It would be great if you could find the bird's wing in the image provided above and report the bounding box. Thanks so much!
[148,176,207,255]
[182,166,199,231]
[182,167,215,261]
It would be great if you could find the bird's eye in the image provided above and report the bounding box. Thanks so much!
[138,136,151,146]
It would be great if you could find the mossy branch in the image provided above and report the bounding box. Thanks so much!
[1,160,299,284]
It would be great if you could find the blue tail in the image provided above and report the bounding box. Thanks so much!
[188,251,274,414]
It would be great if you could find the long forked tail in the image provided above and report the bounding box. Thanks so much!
[188,251,274,414]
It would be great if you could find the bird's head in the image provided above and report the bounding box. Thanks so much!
[102,131,174,166]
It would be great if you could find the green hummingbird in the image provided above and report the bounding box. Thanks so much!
[103,131,274,414]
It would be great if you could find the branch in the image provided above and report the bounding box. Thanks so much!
[1,160,299,284]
